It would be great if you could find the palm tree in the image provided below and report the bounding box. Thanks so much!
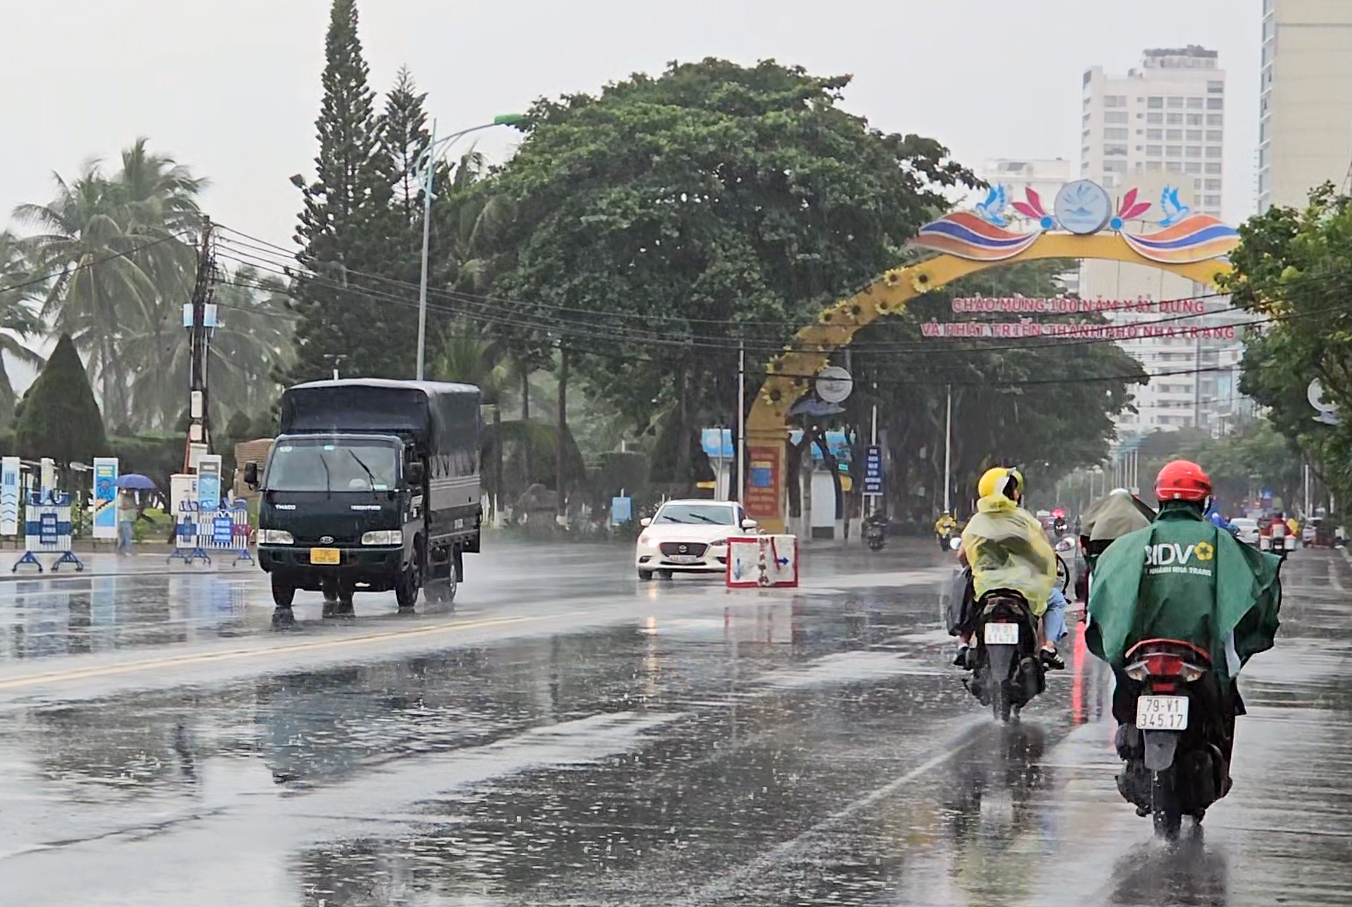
[13,166,158,425]
[0,232,46,422]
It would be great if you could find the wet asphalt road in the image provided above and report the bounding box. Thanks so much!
[0,539,1347,905]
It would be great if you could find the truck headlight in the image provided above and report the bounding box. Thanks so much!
[361,530,403,546]
[258,529,294,545]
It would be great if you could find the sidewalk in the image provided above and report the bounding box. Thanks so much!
[0,549,258,581]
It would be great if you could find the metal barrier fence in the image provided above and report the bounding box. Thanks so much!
[13,492,84,573]
[169,502,254,566]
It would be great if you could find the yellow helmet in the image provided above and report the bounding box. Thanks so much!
[978,466,1024,500]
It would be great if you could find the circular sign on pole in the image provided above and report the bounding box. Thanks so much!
[1053,180,1113,235]
[1308,378,1341,425]
[816,366,853,404]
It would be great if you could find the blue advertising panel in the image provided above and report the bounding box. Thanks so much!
[863,446,884,496]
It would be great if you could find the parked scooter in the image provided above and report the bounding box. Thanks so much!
[1113,638,1231,838]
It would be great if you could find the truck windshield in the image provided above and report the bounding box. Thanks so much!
[266,440,399,493]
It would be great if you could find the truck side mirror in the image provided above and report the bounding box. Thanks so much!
[406,462,425,486]
[243,462,259,490]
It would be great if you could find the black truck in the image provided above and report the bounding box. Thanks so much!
[247,379,481,619]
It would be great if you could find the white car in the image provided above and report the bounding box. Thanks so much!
[1231,517,1260,545]
[635,500,758,580]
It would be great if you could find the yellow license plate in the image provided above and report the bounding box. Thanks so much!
[310,548,341,565]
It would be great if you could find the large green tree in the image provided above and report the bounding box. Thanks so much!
[1221,183,1352,509]
[0,231,46,422]
[479,58,977,487]
[14,333,107,467]
[287,0,408,382]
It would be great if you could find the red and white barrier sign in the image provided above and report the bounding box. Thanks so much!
[726,535,799,588]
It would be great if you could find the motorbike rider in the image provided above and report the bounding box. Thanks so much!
[1087,460,1282,802]
[953,467,1066,670]
[935,511,959,547]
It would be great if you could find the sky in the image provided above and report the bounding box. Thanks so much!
[0,0,1261,251]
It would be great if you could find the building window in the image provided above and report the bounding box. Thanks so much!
[1186,146,1202,158]
[1166,113,1183,125]
[1207,80,1224,93]
[1147,128,1163,140]
[1206,114,1223,126]
[1186,113,1203,126]
[1205,179,1222,191]
[1206,129,1223,142]
[1205,146,1223,158]
[1166,129,1183,141]
[1167,97,1184,109]
[1166,145,1182,157]
[1187,97,1204,109]
[1083,112,1091,124]
[1104,145,1128,156]
[1105,111,1129,124]
[1186,130,1203,142]
[1207,98,1223,110]
[1082,129,1091,140]
[1193,179,1204,190]
[1147,112,1164,125]
[1104,95,1127,107]
[1205,163,1222,174]
[1258,147,1269,167]
[1147,161,1162,172]
[1104,128,1129,140]
[1146,145,1162,157]
[1205,195,1221,206]
[1105,160,1128,173]
[1166,161,1182,172]
[1148,96,1164,108]
[1185,162,1202,174]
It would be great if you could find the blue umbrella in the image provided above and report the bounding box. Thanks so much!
[116,474,157,491]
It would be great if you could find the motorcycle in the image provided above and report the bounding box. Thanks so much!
[966,590,1045,723]
[864,514,887,551]
[1115,638,1229,839]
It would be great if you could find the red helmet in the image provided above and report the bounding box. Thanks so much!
[1156,460,1212,503]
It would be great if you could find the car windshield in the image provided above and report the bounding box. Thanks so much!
[654,503,736,525]
[265,439,399,493]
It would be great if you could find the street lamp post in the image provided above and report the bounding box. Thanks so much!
[415,114,525,381]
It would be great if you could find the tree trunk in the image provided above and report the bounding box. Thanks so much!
[492,405,502,517]
[556,347,568,517]
[520,364,531,484]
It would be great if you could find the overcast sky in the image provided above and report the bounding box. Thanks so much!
[1,0,1261,249]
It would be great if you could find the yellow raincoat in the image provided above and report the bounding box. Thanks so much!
[960,493,1057,616]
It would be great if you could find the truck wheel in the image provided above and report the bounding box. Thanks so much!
[395,562,421,611]
[271,576,295,608]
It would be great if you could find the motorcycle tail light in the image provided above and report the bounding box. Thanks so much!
[1125,653,1203,682]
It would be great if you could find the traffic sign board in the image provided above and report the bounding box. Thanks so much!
[863,445,884,496]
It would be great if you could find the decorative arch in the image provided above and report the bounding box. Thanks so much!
[743,232,1233,532]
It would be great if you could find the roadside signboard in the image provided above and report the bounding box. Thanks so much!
[863,445,884,497]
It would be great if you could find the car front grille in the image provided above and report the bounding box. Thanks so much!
[660,542,708,557]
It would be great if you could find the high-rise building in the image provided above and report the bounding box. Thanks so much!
[1082,45,1226,215]
[979,158,1078,294]
[1257,0,1352,211]
[1080,47,1238,436]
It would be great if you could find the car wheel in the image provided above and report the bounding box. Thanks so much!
[271,575,295,609]
[638,569,653,581]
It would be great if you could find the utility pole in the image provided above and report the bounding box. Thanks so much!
[184,218,216,472]
[736,336,745,503]
[943,384,953,514]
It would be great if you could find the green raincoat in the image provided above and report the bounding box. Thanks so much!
[1087,502,1282,683]
[961,494,1057,617]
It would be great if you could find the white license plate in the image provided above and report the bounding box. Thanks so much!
[984,622,1020,645]
[667,555,699,565]
[1137,695,1189,730]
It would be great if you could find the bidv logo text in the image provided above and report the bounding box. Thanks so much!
[1144,540,1214,575]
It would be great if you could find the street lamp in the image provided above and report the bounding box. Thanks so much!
[415,113,525,381]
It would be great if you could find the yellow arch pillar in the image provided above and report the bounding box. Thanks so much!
[743,232,1232,532]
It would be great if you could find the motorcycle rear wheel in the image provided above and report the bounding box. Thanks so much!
[1152,770,1183,839]
[991,681,1013,723]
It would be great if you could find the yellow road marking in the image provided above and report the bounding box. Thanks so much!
[0,614,535,692]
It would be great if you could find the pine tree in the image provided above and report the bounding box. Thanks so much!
[382,67,431,228]
[288,0,409,382]
[13,334,107,467]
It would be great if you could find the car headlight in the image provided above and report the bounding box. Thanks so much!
[710,538,728,547]
[361,530,403,546]
[258,529,294,545]
[638,533,655,547]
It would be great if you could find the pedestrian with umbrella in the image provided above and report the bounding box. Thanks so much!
[115,474,157,555]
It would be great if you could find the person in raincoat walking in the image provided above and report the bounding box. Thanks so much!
[1087,460,1282,794]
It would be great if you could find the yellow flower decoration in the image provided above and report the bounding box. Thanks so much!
[1194,541,1215,562]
